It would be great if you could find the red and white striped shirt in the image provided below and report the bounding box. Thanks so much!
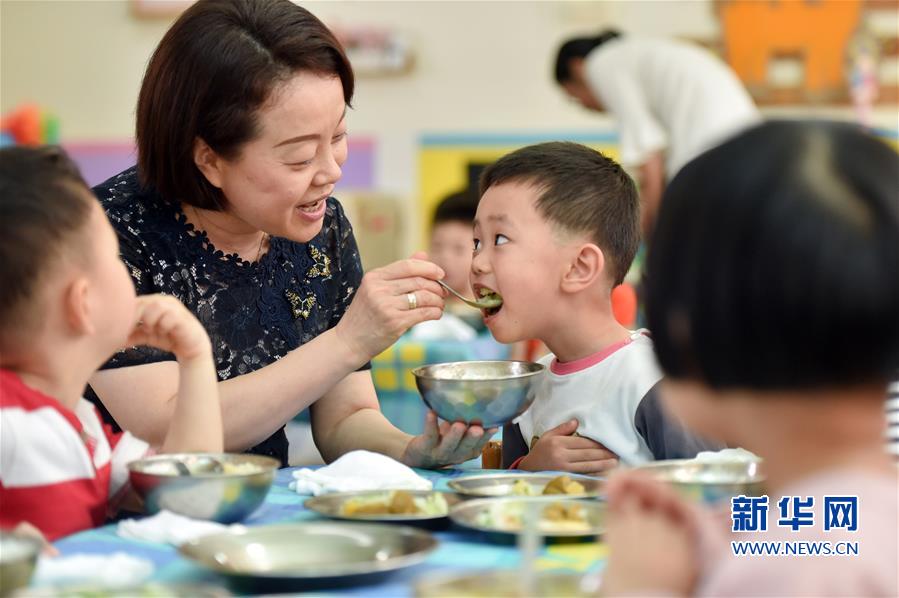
[0,370,149,540]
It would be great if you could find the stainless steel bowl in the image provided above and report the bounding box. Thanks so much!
[633,458,765,504]
[128,453,278,523]
[0,531,42,597]
[412,361,545,427]
[179,522,437,581]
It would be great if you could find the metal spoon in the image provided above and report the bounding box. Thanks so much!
[437,280,502,310]
[171,456,225,476]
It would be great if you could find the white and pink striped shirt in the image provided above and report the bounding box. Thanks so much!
[0,370,149,540]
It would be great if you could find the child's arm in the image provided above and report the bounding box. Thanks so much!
[126,295,223,453]
[601,471,703,596]
[635,383,724,460]
[501,423,529,468]
[519,419,618,475]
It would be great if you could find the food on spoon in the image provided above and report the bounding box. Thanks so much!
[542,475,586,495]
[477,287,503,311]
[340,490,449,517]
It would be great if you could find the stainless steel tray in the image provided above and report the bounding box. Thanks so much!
[449,497,605,537]
[447,473,603,498]
[179,522,437,580]
[304,490,459,523]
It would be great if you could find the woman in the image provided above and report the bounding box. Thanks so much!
[86,0,491,467]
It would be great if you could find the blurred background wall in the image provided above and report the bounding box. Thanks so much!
[2,0,897,268]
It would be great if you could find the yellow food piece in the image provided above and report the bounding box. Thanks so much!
[542,475,586,495]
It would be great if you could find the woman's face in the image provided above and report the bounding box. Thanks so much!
[208,72,348,242]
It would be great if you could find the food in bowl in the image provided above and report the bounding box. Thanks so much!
[508,475,586,497]
[0,531,42,596]
[340,491,449,517]
[475,501,591,534]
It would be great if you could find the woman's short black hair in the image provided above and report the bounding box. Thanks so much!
[554,29,621,84]
[137,0,353,210]
[646,120,899,390]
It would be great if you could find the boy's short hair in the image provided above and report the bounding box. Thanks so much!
[432,189,478,228]
[554,29,622,84]
[0,146,93,348]
[647,121,899,390]
[137,0,353,211]
[479,141,640,286]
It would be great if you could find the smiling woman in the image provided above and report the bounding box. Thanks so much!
[85,0,493,469]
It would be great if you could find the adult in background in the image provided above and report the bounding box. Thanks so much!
[87,0,492,468]
[554,30,760,237]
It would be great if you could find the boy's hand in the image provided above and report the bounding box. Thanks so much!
[519,419,618,475]
[127,295,212,363]
[601,471,701,596]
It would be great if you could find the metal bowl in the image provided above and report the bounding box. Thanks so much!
[412,361,545,427]
[128,453,278,523]
[0,532,42,597]
[448,473,603,499]
[633,458,765,504]
[179,522,437,582]
[416,570,595,597]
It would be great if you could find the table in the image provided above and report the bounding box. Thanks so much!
[51,468,605,596]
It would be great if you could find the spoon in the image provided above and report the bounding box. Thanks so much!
[436,280,502,310]
[171,456,225,476]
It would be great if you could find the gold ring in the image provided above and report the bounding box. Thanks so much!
[406,292,418,310]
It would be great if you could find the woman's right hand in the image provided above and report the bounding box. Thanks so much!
[335,252,447,363]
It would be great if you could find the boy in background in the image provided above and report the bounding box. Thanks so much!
[0,146,223,540]
[471,142,715,473]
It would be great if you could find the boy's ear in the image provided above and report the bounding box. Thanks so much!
[561,243,605,293]
[193,137,224,189]
[62,277,94,336]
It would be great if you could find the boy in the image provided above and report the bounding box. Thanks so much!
[470,142,715,472]
[0,146,223,540]
[602,121,897,597]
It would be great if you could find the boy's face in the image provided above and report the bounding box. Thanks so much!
[82,200,138,358]
[471,181,571,343]
[429,220,473,296]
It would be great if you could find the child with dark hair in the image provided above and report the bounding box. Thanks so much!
[602,121,898,596]
[472,142,716,473]
[0,146,223,541]
[430,189,480,312]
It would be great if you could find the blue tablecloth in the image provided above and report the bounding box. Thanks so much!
[50,468,605,596]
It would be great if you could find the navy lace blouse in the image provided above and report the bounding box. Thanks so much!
[86,167,367,466]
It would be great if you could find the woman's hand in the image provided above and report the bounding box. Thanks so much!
[601,471,702,596]
[127,294,212,363]
[335,252,447,364]
[401,411,496,468]
[519,419,619,475]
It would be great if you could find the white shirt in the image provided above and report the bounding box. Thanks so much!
[585,36,761,178]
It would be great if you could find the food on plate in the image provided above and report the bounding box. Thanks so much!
[340,491,449,517]
[474,501,591,533]
[510,479,539,496]
[542,475,586,495]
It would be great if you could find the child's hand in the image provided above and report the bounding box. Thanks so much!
[13,522,58,556]
[519,419,618,475]
[601,471,701,596]
[127,294,212,363]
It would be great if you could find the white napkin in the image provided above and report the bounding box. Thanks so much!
[117,510,240,546]
[33,553,154,588]
[289,450,432,496]
[694,447,761,463]
[409,312,477,341]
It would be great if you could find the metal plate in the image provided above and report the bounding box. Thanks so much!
[415,570,595,597]
[304,490,460,523]
[179,522,437,580]
[447,473,603,499]
[449,497,605,537]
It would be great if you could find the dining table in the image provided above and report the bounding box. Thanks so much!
[48,466,606,596]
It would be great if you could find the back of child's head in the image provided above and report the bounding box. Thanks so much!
[0,146,94,351]
[554,29,622,85]
[647,120,899,391]
[432,189,478,229]
[479,141,639,286]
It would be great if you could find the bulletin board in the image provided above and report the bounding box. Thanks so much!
[417,131,620,250]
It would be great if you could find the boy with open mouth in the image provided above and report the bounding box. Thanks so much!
[471,142,718,473]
